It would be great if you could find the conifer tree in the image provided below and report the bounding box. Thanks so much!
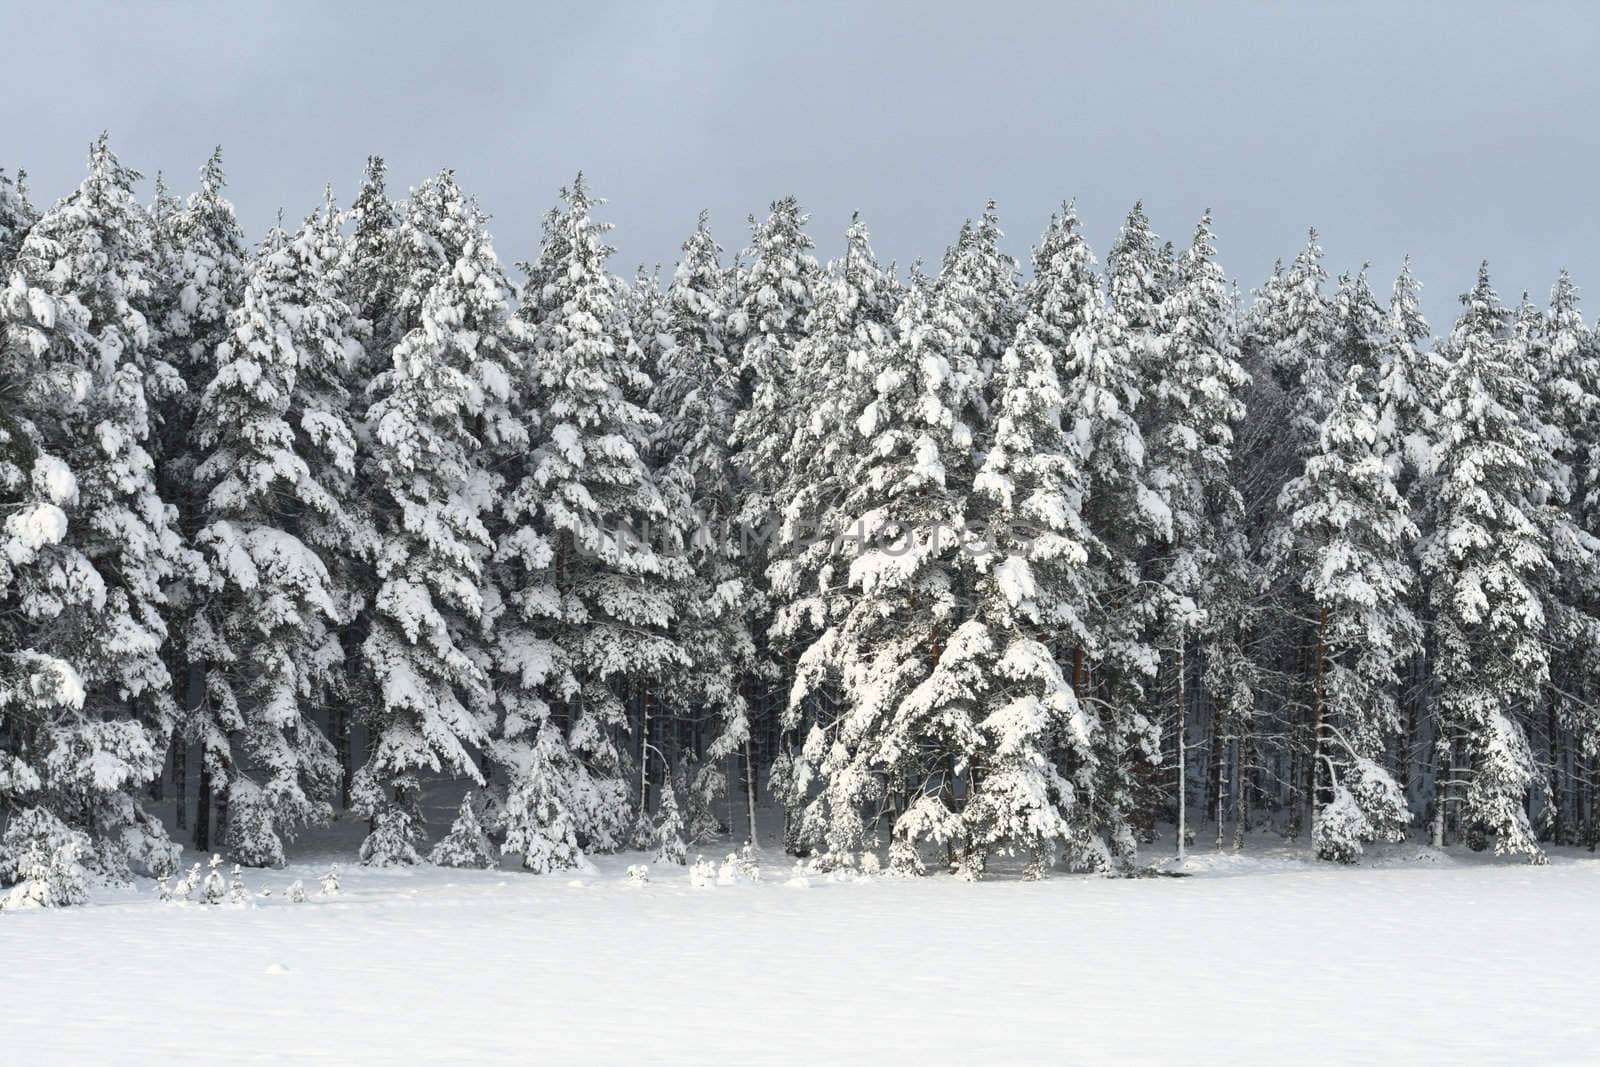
[504,175,685,855]
[1274,367,1419,861]
[941,201,1021,390]
[652,781,687,865]
[788,244,986,871]
[148,149,250,847]
[766,214,899,852]
[728,198,820,825]
[347,155,402,367]
[0,166,35,273]
[1106,201,1169,345]
[1145,213,1251,857]
[1422,265,1551,861]
[1034,207,1164,862]
[1375,259,1441,498]
[961,241,1105,878]
[730,196,821,536]
[649,212,756,843]
[188,207,368,865]
[0,137,184,880]
[430,791,498,868]
[354,172,524,864]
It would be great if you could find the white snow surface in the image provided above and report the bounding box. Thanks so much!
[5,835,1600,1065]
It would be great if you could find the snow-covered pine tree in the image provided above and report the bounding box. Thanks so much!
[354,172,525,865]
[1098,200,1175,844]
[1512,280,1600,843]
[1273,366,1419,861]
[961,235,1105,879]
[146,149,251,848]
[0,166,36,274]
[1366,259,1441,823]
[727,198,820,836]
[1421,265,1552,861]
[941,201,1021,392]
[766,213,899,856]
[0,808,90,909]
[1256,231,1337,462]
[0,137,185,881]
[1144,212,1251,858]
[730,196,821,539]
[1375,258,1442,499]
[346,155,402,368]
[1331,268,1389,376]
[299,189,376,811]
[503,175,685,857]
[1106,201,1170,351]
[652,780,687,865]
[187,206,368,866]
[429,791,497,868]
[648,212,757,845]
[787,243,988,872]
[0,281,99,902]
[1021,204,1158,863]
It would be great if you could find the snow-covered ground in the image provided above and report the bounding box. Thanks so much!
[6,828,1600,1065]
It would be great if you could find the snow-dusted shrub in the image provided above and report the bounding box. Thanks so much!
[0,807,91,909]
[1315,759,1410,864]
[319,865,340,897]
[228,863,251,906]
[430,792,498,869]
[359,806,421,867]
[172,863,202,903]
[688,856,716,888]
[287,879,306,903]
[625,863,649,886]
[202,855,227,905]
[226,779,286,868]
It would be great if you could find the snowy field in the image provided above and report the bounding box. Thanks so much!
[6,830,1600,1066]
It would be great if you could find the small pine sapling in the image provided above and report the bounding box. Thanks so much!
[202,855,227,905]
[429,792,499,869]
[653,785,688,866]
[737,841,761,882]
[228,864,250,906]
[173,863,202,903]
[319,865,340,897]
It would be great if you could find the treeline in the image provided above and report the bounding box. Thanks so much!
[2,136,1596,905]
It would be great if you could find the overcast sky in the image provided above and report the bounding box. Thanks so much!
[9,1,1599,330]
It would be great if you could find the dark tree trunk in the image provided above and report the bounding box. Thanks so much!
[335,704,353,810]
[194,763,212,853]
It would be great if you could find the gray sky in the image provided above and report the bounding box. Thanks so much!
[10,1,1600,331]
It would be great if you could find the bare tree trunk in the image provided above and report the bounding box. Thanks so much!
[1586,753,1596,852]
[1310,605,1328,837]
[1176,642,1187,862]
[1548,703,1563,845]
[194,763,212,853]
[1215,718,1227,851]
[744,737,760,848]
[1232,737,1247,851]
[176,662,204,831]
[173,736,188,831]
[638,681,651,819]
[1431,734,1449,848]
[335,704,353,810]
